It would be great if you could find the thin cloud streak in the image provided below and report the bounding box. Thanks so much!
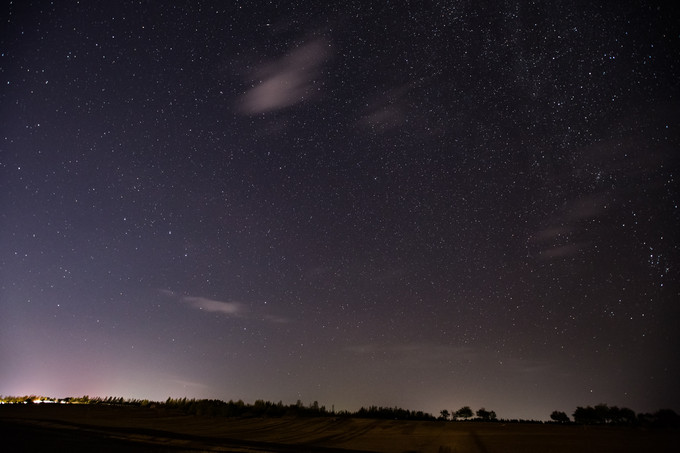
[182,296,246,316]
[237,39,329,114]
[346,342,479,364]
[159,290,289,322]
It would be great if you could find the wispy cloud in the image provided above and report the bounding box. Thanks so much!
[346,342,479,364]
[159,289,289,322]
[262,314,290,324]
[182,296,246,316]
[532,226,571,242]
[530,194,604,260]
[359,85,409,131]
[345,341,553,381]
[167,378,210,390]
[237,39,329,114]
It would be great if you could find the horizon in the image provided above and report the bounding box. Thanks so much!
[4,393,675,423]
[2,389,676,423]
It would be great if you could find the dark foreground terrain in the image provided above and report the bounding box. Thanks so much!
[1,404,677,452]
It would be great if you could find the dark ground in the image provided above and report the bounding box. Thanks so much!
[1,404,677,452]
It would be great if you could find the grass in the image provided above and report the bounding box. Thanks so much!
[1,404,677,452]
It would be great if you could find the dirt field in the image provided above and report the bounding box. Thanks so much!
[1,404,677,452]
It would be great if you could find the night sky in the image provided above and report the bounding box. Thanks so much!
[1,1,679,421]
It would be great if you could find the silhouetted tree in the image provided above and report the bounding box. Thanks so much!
[476,408,496,421]
[550,411,570,423]
[439,409,450,420]
[652,409,680,428]
[594,404,611,423]
[607,406,636,425]
[573,404,628,425]
[573,406,599,424]
[617,407,637,425]
[455,406,473,420]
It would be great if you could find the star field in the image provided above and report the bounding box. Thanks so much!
[1,1,678,420]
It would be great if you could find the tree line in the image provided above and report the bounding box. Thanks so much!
[2,395,677,427]
[549,404,679,428]
[163,398,438,420]
[438,406,496,421]
[0,395,434,420]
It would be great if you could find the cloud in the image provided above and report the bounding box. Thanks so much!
[538,242,589,260]
[346,342,479,365]
[160,289,288,322]
[360,104,405,130]
[237,39,329,114]
[167,378,210,390]
[530,193,604,260]
[532,226,571,242]
[358,84,410,131]
[262,314,290,324]
[182,296,246,316]
[563,193,606,221]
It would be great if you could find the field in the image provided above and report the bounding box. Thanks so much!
[1,404,677,452]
